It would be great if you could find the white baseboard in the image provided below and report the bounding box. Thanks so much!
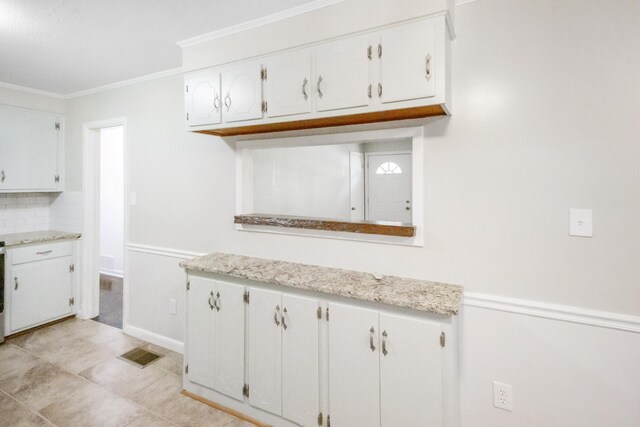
[464,292,640,333]
[123,324,184,354]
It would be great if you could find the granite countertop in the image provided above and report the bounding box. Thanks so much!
[180,253,463,316]
[0,230,82,247]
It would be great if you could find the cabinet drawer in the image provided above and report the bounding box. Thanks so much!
[11,241,73,265]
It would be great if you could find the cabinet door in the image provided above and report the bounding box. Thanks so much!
[185,73,222,126]
[0,105,59,191]
[10,257,72,332]
[248,288,282,415]
[186,276,215,389]
[265,51,312,118]
[379,313,443,427]
[315,37,371,112]
[281,294,319,427]
[212,280,245,400]
[221,62,263,123]
[378,21,436,104]
[328,303,380,427]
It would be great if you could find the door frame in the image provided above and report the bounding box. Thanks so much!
[364,151,412,222]
[80,117,128,324]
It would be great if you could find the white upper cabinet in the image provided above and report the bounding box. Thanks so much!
[183,15,451,135]
[377,20,437,104]
[315,37,371,112]
[0,105,62,192]
[264,51,312,118]
[185,73,221,127]
[221,62,264,123]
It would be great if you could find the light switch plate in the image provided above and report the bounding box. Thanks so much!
[129,192,137,206]
[569,208,592,237]
[169,298,177,315]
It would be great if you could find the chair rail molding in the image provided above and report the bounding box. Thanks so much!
[464,292,640,333]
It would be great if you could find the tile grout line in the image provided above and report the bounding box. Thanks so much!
[7,338,182,427]
[0,387,57,426]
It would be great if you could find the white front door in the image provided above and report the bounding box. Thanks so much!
[349,152,365,221]
[367,153,412,223]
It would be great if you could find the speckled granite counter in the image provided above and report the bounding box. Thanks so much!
[180,253,463,316]
[0,230,81,247]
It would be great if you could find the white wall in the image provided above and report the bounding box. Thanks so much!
[61,0,640,425]
[249,143,361,219]
[99,126,124,276]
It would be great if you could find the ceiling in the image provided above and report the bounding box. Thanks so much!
[0,0,316,95]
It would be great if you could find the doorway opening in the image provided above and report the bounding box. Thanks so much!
[92,126,125,328]
[81,118,127,330]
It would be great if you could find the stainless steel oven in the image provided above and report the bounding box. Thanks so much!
[0,244,4,344]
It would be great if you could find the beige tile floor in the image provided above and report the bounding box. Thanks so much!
[0,318,254,427]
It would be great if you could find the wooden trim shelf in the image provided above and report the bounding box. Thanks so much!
[234,214,416,238]
[196,104,446,137]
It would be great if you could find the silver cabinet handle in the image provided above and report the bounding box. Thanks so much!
[382,330,388,356]
[208,291,214,310]
[378,44,382,58]
[317,75,323,98]
[36,250,53,255]
[282,307,288,330]
[369,326,376,351]
[14,277,18,290]
[274,305,281,326]
[378,83,382,98]
[215,292,221,312]
[302,78,309,100]
[224,93,231,111]
[213,94,221,112]
[1,170,5,183]
[425,53,432,81]
[368,84,372,99]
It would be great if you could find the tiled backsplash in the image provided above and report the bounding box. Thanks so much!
[0,193,53,234]
[0,191,83,235]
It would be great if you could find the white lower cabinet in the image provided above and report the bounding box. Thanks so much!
[10,256,73,331]
[249,288,319,427]
[184,276,456,427]
[328,303,444,427]
[186,276,245,400]
[4,241,78,336]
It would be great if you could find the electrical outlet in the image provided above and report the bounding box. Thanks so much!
[493,381,513,411]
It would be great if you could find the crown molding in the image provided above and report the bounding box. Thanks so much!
[0,81,64,99]
[64,67,183,99]
[177,0,345,48]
